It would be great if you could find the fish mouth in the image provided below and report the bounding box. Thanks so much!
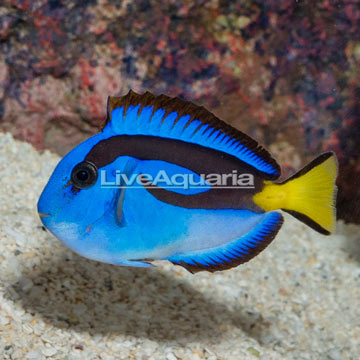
[39,212,51,218]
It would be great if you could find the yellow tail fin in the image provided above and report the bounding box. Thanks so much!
[253,152,338,235]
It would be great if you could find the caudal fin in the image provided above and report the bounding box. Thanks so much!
[253,152,338,235]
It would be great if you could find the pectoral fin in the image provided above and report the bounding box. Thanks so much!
[116,187,126,227]
[115,157,139,227]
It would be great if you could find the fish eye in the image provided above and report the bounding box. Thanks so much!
[71,161,98,189]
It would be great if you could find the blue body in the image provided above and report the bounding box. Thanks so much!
[38,97,282,271]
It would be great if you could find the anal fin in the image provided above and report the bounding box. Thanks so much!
[167,212,283,273]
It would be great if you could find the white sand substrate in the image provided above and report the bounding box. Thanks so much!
[0,132,359,360]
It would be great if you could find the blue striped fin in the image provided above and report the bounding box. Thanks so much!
[166,211,284,273]
[103,90,281,179]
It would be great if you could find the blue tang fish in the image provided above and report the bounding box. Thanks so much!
[38,91,338,273]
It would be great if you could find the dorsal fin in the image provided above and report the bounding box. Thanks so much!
[102,90,280,179]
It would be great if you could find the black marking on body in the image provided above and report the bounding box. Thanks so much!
[86,135,267,180]
[144,183,260,211]
[85,135,265,210]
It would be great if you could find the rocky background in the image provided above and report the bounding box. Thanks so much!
[0,0,359,223]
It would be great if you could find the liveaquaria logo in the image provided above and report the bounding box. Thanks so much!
[100,170,255,189]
